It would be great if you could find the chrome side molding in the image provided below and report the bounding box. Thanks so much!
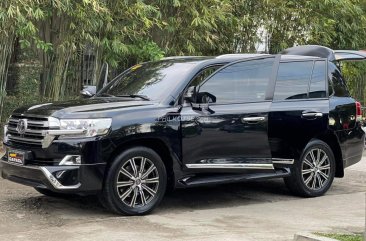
[185,158,294,169]
[185,163,274,169]
[271,158,294,164]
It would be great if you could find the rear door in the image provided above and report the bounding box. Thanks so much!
[268,59,329,161]
[181,56,280,172]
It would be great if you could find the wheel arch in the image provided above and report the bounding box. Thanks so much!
[313,132,344,177]
[105,137,176,189]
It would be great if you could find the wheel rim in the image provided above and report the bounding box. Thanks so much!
[116,157,159,208]
[301,148,331,190]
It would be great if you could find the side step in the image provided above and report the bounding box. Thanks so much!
[179,168,291,187]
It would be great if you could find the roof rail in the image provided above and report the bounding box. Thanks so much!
[216,53,269,59]
[161,56,203,60]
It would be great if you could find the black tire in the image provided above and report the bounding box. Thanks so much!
[34,187,75,198]
[99,146,167,215]
[284,139,336,197]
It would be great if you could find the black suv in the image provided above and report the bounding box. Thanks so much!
[1,45,365,215]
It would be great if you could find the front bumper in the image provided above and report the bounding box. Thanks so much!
[0,157,106,194]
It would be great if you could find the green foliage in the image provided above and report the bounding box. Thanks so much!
[306,0,366,49]
[1,62,43,134]
[262,0,366,53]
[0,0,43,121]
[342,61,366,105]
[316,233,363,241]
[127,40,165,63]
[152,0,234,55]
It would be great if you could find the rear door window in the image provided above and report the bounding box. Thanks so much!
[198,57,275,104]
[274,60,327,101]
[274,61,313,100]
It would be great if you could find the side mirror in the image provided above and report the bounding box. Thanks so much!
[196,92,216,104]
[80,85,96,98]
[184,86,197,103]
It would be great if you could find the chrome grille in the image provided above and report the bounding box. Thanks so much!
[6,114,49,146]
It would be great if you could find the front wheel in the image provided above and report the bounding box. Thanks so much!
[284,140,336,197]
[99,147,167,215]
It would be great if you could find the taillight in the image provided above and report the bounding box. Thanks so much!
[356,101,362,121]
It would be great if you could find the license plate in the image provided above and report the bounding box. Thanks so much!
[8,150,25,165]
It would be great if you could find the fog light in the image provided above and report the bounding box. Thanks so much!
[55,171,66,179]
[59,155,81,165]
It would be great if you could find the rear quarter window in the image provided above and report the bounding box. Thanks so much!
[328,63,350,97]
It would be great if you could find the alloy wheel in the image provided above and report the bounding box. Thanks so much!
[301,148,331,190]
[116,156,159,208]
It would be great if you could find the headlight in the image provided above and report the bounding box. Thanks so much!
[56,118,112,138]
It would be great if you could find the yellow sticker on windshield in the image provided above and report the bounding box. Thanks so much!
[131,64,142,71]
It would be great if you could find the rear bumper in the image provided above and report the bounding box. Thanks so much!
[337,125,365,169]
[0,158,106,194]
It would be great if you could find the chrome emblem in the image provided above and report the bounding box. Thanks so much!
[16,119,28,135]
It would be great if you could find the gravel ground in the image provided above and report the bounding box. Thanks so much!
[0,151,365,241]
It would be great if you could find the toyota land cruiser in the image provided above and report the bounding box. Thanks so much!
[1,45,365,215]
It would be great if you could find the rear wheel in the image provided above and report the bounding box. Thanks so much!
[284,140,336,197]
[99,147,167,215]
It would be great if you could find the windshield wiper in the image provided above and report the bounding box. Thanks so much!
[115,94,150,101]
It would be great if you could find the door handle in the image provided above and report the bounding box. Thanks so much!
[301,112,323,118]
[242,116,265,123]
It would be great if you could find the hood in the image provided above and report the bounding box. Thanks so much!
[13,98,156,118]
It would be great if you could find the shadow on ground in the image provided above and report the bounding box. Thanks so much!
[2,179,299,216]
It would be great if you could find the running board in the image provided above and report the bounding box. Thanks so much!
[179,168,291,187]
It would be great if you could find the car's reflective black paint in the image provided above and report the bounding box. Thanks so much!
[1,50,364,196]
[181,102,272,167]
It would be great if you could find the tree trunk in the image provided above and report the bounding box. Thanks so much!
[6,38,20,93]
[0,32,15,122]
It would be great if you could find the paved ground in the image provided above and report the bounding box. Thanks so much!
[0,153,365,241]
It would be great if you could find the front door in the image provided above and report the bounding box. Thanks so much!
[180,56,280,172]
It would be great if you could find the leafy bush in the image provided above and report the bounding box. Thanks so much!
[0,62,44,135]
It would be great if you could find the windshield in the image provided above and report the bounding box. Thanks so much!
[97,60,199,101]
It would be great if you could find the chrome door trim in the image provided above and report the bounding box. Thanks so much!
[242,116,266,122]
[272,158,295,164]
[301,112,323,117]
[185,163,274,169]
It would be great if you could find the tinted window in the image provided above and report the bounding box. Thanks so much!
[190,65,223,87]
[98,61,198,101]
[274,61,313,100]
[328,63,349,97]
[309,61,326,98]
[198,58,274,103]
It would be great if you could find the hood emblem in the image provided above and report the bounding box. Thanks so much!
[16,119,28,135]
